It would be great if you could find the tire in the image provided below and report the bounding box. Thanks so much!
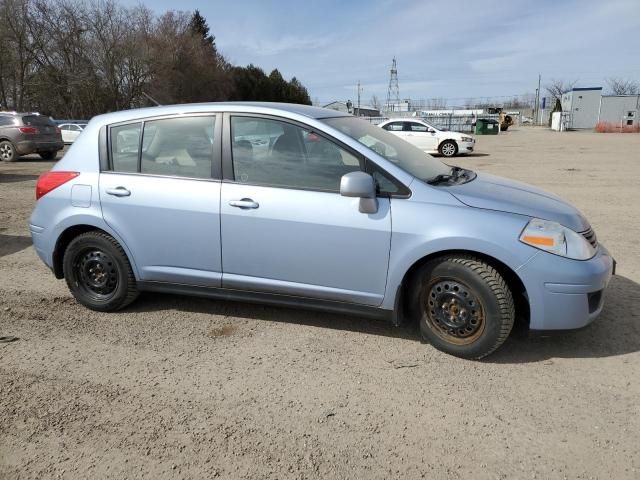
[410,255,515,359]
[0,140,17,162]
[63,231,139,312]
[439,140,458,157]
[39,150,57,160]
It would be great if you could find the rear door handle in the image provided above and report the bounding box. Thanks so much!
[229,198,259,209]
[105,187,131,197]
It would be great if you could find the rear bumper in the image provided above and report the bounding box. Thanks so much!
[519,244,614,331]
[29,223,52,268]
[16,139,64,155]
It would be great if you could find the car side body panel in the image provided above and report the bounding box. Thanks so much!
[382,189,536,311]
[29,172,141,280]
[99,173,223,287]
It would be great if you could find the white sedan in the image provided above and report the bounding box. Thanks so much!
[378,118,475,157]
[58,123,87,144]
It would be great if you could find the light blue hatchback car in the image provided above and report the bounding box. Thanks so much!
[30,102,615,359]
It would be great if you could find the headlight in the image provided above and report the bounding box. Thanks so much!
[460,136,474,142]
[519,218,595,260]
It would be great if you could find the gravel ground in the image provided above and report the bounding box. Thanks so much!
[1,128,639,479]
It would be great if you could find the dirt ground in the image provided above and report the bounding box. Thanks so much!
[1,128,639,479]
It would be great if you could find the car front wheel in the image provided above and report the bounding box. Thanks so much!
[410,255,515,359]
[63,231,139,312]
[439,140,458,157]
[0,141,17,162]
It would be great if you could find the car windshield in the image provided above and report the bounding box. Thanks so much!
[322,116,450,180]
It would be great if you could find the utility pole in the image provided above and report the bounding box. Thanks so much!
[535,74,541,124]
[357,80,361,116]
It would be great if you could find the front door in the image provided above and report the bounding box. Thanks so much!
[405,121,438,152]
[220,115,391,306]
[99,115,223,286]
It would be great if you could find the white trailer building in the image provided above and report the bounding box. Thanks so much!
[561,87,640,129]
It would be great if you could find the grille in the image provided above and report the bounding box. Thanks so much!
[581,227,598,249]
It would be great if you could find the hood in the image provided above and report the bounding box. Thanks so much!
[446,172,590,232]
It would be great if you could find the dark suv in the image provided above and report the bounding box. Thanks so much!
[0,112,64,161]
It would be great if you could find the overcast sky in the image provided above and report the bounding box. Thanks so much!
[137,0,640,105]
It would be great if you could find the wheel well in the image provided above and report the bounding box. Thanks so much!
[52,225,104,279]
[399,250,530,332]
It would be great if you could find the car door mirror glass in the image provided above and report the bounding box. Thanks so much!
[340,171,378,214]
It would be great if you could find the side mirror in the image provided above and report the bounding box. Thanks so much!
[340,171,378,214]
[428,128,436,134]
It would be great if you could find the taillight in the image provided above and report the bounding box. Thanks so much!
[19,126,39,134]
[36,171,79,200]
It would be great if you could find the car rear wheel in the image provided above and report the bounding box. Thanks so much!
[63,231,139,312]
[0,141,17,162]
[439,140,458,157]
[410,255,515,359]
[39,150,57,160]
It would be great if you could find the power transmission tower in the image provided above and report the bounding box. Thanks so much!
[386,57,400,112]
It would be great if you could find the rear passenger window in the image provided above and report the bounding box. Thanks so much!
[383,122,404,131]
[109,116,215,179]
[141,117,214,179]
[111,123,141,173]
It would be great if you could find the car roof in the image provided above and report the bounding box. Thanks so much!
[382,118,425,123]
[91,102,351,127]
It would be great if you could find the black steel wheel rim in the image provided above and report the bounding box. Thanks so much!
[73,248,118,299]
[425,279,485,345]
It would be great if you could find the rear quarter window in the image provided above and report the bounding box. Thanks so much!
[110,123,141,173]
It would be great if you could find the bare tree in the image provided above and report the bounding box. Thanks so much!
[545,79,577,102]
[0,0,307,117]
[606,77,639,95]
[369,95,381,111]
[0,0,37,111]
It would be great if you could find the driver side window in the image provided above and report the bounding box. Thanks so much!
[230,116,363,192]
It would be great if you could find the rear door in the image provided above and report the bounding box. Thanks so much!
[99,114,223,286]
[219,114,392,306]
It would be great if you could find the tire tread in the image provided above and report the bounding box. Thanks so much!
[412,254,515,359]
[63,231,138,311]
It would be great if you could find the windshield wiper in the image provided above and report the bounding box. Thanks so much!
[426,173,453,185]
[426,166,466,185]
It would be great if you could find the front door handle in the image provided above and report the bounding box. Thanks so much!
[105,187,131,197]
[229,198,259,209]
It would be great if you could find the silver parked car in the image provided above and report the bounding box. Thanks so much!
[29,102,615,359]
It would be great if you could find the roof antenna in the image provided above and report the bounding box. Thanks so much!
[142,92,162,106]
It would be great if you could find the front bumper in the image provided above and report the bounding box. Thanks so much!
[518,244,614,331]
[458,140,475,155]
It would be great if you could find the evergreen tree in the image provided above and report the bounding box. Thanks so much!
[189,9,215,48]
